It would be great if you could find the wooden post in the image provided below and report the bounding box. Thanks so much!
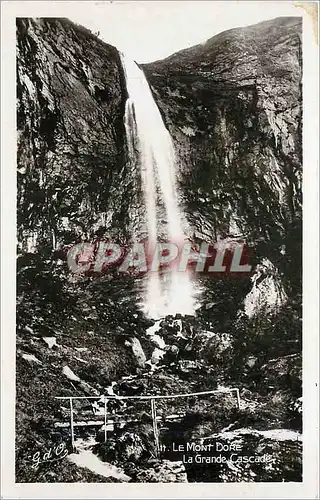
[104,397,108,443]
[70,397,75,450]
[151,398,160,458]
[235,389,241,409]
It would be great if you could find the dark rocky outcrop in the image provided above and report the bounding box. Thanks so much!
[17,18,133,251]
[143,17,302,296]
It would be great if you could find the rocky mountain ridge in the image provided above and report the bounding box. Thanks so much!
[143,16,302,297]
[17,17,133,252]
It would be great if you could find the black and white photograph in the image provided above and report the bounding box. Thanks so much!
[1,0,319,498]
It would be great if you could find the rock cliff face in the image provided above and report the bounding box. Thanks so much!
[17,18,133,251]
[143,17,302,297]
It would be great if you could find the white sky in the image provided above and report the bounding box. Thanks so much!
[69,1,303,63]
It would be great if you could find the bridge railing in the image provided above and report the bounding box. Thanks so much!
[55,388,241,455]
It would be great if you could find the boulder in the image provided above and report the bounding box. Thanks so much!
[125,337,147,368]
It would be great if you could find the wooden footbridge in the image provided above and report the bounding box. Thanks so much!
[55,388,241,456]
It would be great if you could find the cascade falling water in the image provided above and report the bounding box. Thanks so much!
[121,53,196,319]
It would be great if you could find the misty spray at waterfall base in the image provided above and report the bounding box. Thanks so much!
[121,53,198,319]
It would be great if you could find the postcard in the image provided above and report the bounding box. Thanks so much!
[1,1,318,498]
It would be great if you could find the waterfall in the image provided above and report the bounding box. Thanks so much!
[121,53,196,319]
